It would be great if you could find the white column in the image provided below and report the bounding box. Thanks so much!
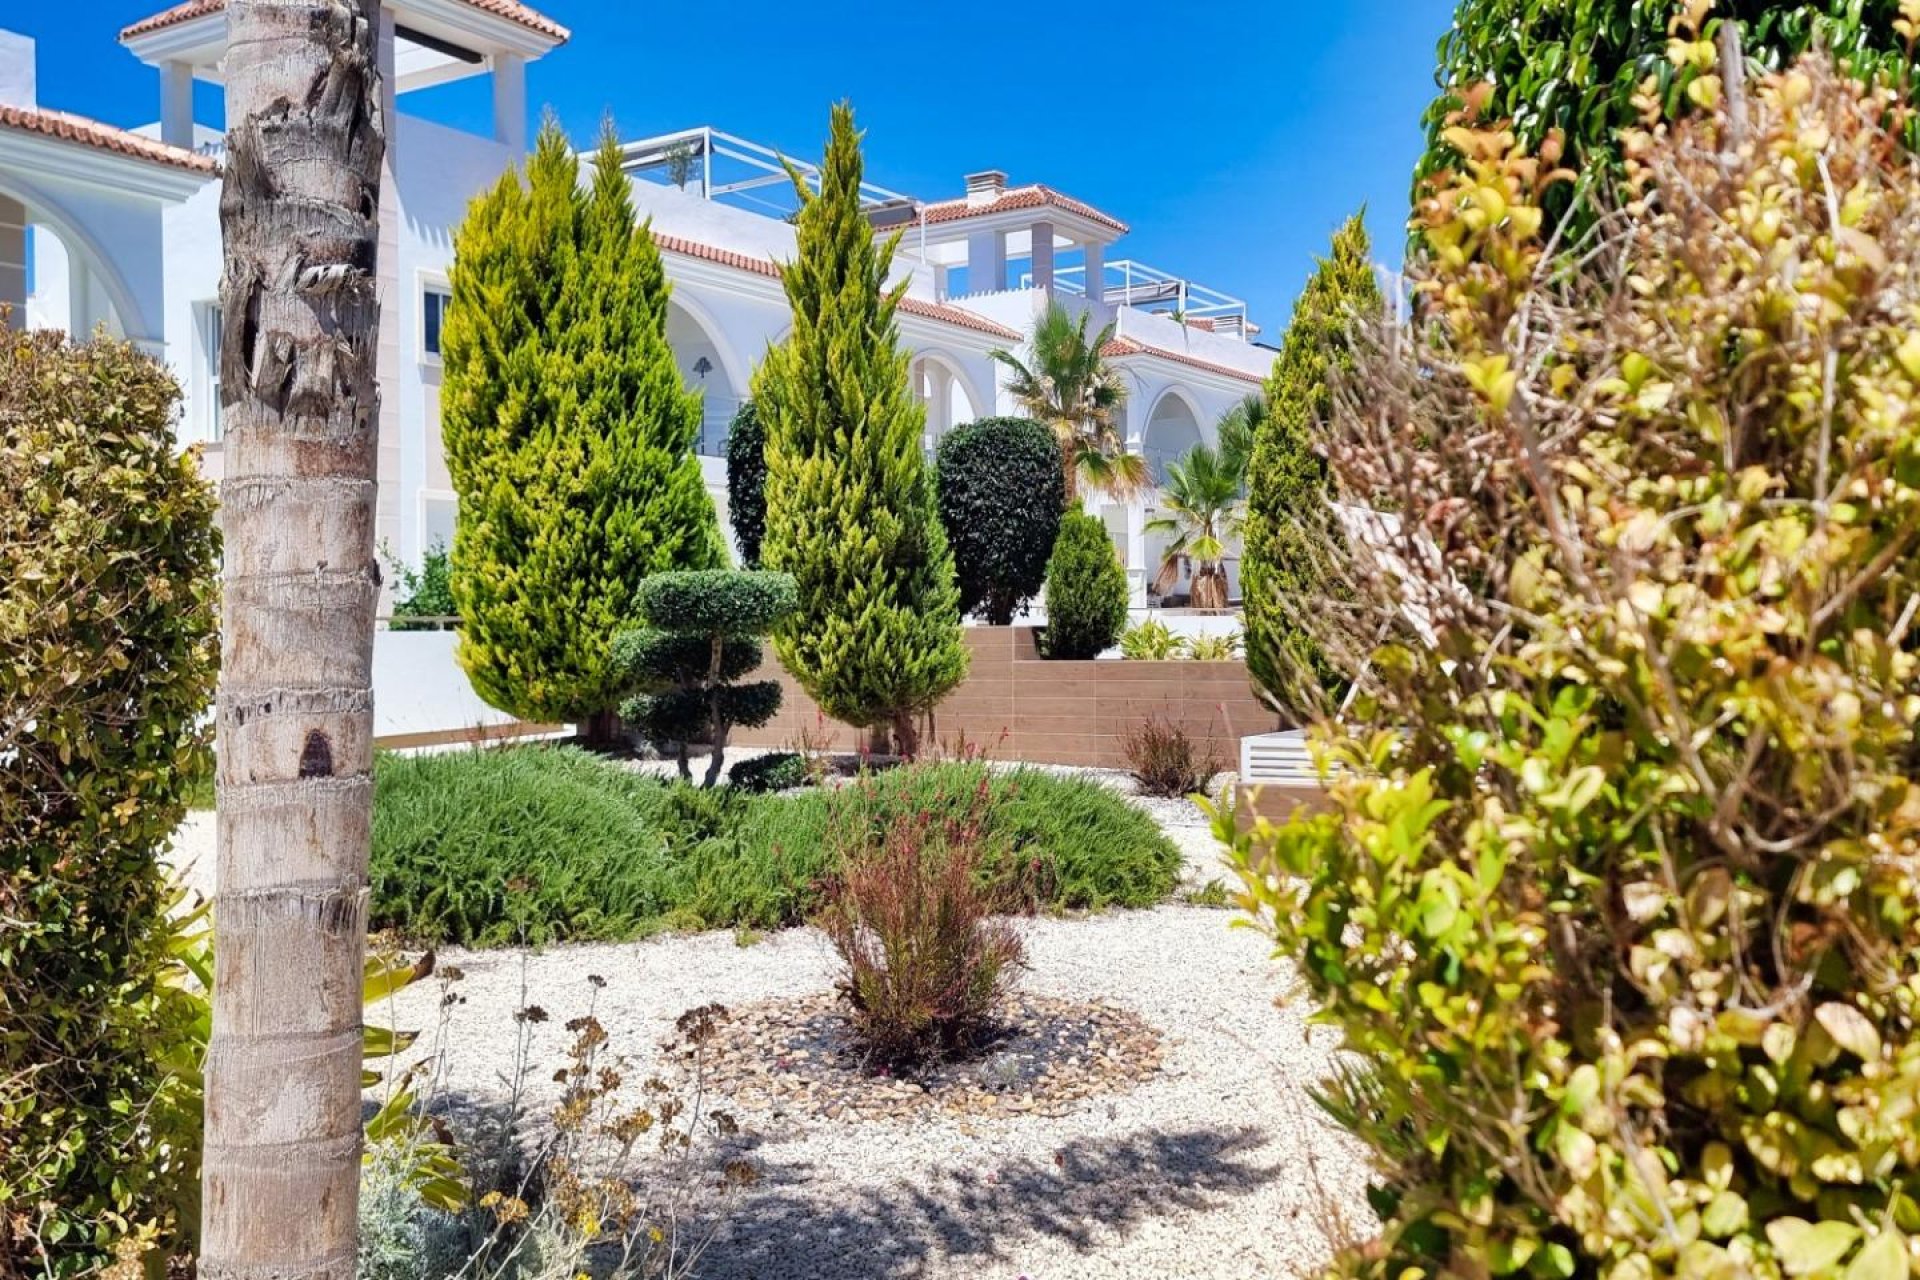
[928,363,954,443]
[1030,219,1055,292]
[1124,401,1147,606]
[491,52,527,153]
[375,8,404,585]
[1124,499,1147,609]
[68,252,95,337]
[966,228,1006,293]
[1082,239,1105,303]
[0,196,24,330]
[160,61,195,149]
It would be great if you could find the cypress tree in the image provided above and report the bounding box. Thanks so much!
[1241,212,1379,721]
[442,122,722,737]
[754,103,967,757]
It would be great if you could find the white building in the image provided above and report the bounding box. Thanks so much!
[1,0,1273,610]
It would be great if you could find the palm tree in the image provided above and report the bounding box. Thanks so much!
[203,0,385,1272]
[990,300,1146,503]
[1147,409,1252,610]
[1213,392,1263,480]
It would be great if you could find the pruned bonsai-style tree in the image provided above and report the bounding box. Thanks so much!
[615,570,798,787]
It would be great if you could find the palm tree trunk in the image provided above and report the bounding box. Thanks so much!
[202,4,385,1278]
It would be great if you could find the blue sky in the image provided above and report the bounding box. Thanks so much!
[13,1,1454,334]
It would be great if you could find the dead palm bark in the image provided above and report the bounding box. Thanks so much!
[201,3,385,1276]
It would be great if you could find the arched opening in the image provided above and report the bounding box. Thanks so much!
[1139,387,1208,607]
[909,350,984,450]
[1140,386,1203,486]
[665,295,748,457]
[0,188,131,342]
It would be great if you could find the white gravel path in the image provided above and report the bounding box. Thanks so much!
[167,772,1377,1279]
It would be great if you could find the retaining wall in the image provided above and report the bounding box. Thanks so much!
[732,626,1278,769]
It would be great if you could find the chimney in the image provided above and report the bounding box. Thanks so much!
[964,169,1007,207]
[0,31,36,110]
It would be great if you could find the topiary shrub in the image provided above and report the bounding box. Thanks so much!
[616,570,798,787]
[934,416,1065,624]
[1040,511,1128,659]
[1222,54,1920,1280]
[0,331,219,1275]
[724,399,767,567]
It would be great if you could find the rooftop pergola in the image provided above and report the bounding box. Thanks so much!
[118,0,569,152]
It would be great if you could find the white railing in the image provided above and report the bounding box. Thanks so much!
[1022,259,1249,334]
[615,125,914,220]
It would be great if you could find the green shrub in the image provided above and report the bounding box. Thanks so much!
[1241,213,1377,719]
[1120,618,1182,660]
[1224,60,1920,1280]
[728,751,808,794]
[1415,0,1920,245]
[387,540,458,630]
[1181,631,1240,662]
[723,399,766,567]
[0,331,219,1276]
[1040,511,1128,659]
[369,747,677,947]
[934,416,1065,624]
[368,749,1179,945]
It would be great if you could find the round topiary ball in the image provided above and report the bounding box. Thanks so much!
[935,416,1065,626]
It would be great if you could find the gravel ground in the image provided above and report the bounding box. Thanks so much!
[167,767,1376,1279]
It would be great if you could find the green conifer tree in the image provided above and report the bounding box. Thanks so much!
[1241,212,1380,721]
[754,104,967,757]
[442,122,722,738]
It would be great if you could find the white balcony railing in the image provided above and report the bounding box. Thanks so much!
[1023,259,1249,335]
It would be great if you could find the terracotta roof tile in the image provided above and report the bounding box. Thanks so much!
[121,0,570,43]
[0,104,218,175]
[1101,335,1264,384]
[907,185,1128,236]
[652,232,1021,340]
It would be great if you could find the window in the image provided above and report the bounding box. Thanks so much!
[200,303,223,441]
[421,284,451,359]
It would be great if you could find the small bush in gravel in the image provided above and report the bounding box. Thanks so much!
[1121,716,1222,798]
[727,751,808,793]
[820,782,1025,1067]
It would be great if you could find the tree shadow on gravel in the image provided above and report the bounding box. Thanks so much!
[693,1124,1285,1279]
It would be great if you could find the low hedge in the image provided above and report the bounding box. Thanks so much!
[369,747,1179,946]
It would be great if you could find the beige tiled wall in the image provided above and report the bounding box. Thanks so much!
[735,627,1278,768]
